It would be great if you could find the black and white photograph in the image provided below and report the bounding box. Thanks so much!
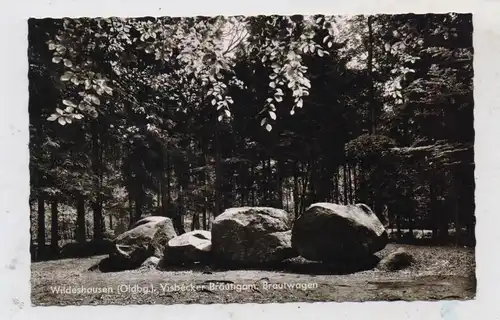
[27,13,475,306]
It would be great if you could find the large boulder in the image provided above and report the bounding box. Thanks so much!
[292,203,388,262]
[211,207,296,266]
[110,216,177,269]
[163,230,212,266]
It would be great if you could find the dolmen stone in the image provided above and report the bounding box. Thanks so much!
[110,216,177,269]
[292,203,388,262]
[211,207,296,266]
[163,230,212,266]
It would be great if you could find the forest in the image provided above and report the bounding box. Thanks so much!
[28,13,475,261]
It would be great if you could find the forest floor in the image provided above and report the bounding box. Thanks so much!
[31,244,476,306]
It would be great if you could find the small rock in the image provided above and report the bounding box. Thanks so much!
[378,247,415,271]
[140,256,160,269]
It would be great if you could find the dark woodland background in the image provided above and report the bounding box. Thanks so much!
[28,14,474,261]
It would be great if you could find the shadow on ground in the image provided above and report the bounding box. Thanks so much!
[277,255,381,275]
[90,254,381,276]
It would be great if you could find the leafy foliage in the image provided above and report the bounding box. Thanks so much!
[29,13,475,255]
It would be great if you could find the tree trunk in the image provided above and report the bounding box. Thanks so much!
[299,163,310,215]
[224,172,234,209]
[99,124,106,234]
[203,200,208,230]
[285,186,290,212]
[396,211,402,240]
[134,187,143,223]
[343,163,349,204]
[160,148,170,217]
[407,195,414,240]
[374,166,383,217]
[251,165,256,207]
[37,196,45,258]
[92,201,103,240]
[175,185,186,234]
[76,194,86,243]
[309,158,317,203]
[276,157,283,208]
[202,150,209,230]
[157,178,161,209]
[158,174,163,213]
[347,161,354,203]
[357,163,366,204]
[430,181,438,240]
[264,159,271,204]
[191,212,200,231]
[333,168,339,203]
[109,214,113,232]
[293,163,300,219]
[50,200,58,254]
[239,163,249,206]
[214,121,222,217]
[315,159,330,202]
[128,189,134,229]
[454,192,460,246]
[370,188,375,213]
[367,15,376,134]
[353,163,358,202]
[166,151,171,210]
[91,120,103,240]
